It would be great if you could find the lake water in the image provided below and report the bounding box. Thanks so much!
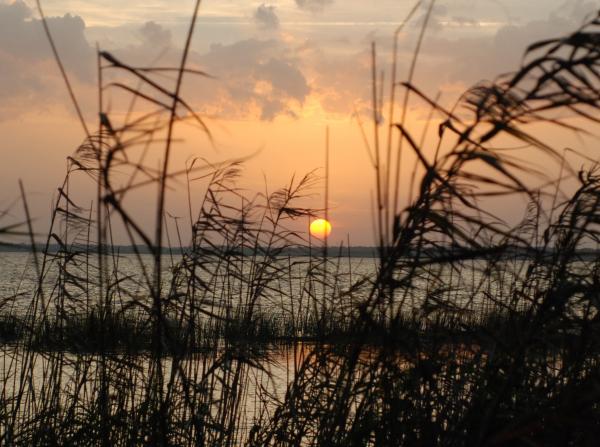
[0,251,381,442]
[0,250,586,443]
[0,251,380,315]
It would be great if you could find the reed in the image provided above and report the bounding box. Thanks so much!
[2,2,600,445]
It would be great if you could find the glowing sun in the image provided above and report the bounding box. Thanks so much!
[310,218,332,239]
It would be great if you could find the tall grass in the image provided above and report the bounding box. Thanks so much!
[247,8,600,446]
[1,2,600,445]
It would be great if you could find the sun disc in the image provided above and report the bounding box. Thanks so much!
[310,218,332,239]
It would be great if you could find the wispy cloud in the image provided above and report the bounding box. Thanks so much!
[294,0,334,13]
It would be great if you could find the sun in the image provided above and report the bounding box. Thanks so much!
[309,218,332,239]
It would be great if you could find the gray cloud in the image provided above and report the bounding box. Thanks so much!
[412,2,449,31]
[385,1,600,106]
[0,0,93,81]
[138,21,172,48]
[299,41,372,117]
[291,2,600,119]
[254,4,279,30]
[194,38,310,120]
[449,16,479,27]
[0,0,95,119]
[294,0,334,13]
[1,0,598,123]
[0,0,309,122]
[452,6,596,84]
[108,21,175,67]
[0,11,174,118]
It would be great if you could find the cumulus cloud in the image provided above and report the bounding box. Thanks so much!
[0,0,176,118]
[291,1,600,119]
[254,4,279,30]
[1,0,597,123]
[108,20,175,67]
[194,39,310,120]
[294,0,334,13]
[295,40,371,116]
[0,0,95,119]
[138,21,172,48]
[0,0,93,80]
[0,0,309,121]
[0,0,309,122]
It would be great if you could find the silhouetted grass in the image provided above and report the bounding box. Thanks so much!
[2,1,600,445]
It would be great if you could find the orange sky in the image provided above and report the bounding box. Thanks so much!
[1,0,598,245]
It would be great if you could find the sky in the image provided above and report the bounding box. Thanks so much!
[0,0,598,246]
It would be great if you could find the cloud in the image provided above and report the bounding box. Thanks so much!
[0,0,308,121]
[138,21,172,48]
[294,0,334,13]
[0,0,96,119]
[463,7,594,81]
[411,2,449,31]
[0,3,176,120]
[0,0,309,122]
[108,20,175,67]
[449,16,479,27]
[386,1,600,104]
[193,38,310,120]
[296,40,371,116]
[0,0,93,81]
[2,0,597,123]
[287,1,600,119]
[254,4,279,30]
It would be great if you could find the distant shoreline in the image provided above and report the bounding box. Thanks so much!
[0,243,380,257]
[2,243,600,260]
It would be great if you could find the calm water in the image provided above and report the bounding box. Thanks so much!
[0,251,578,442]
[0,250,547,318]
[0,252,335,439]
[0,251,379,314]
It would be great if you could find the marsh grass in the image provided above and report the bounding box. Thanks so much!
[2,1,600,445]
